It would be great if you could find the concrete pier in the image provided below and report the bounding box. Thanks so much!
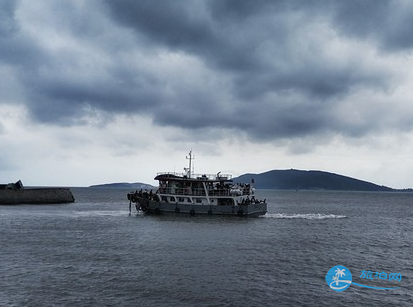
[0,187,75,205]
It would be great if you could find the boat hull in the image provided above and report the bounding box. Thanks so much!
[132,196,267,217]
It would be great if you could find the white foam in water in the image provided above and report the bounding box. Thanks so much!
[74,210,127,217]
[263,213,347,219]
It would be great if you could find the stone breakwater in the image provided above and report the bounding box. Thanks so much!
[0,188,75,205]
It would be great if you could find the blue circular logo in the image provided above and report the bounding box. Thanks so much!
[325,265,352,292]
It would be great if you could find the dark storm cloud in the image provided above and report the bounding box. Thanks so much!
[330,0,413,51]
[104,0,261,73]
[103,0,406,137]
[105,0,214,49]
[23,63,164,125]
[1,0,412,140]
[0,0,166,125]
[0,1,43,66]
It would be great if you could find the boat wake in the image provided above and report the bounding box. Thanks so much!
[263,213,347,219]
[74,210,126,217]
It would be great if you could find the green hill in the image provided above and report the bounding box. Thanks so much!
[234,169,393,191]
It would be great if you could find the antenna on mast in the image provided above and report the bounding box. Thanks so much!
[185,150,194,178]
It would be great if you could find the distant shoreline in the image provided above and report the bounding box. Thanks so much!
[89,182,155,189]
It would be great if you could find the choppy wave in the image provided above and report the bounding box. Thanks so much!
[263,213,347,219]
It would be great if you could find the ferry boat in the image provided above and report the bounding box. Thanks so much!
[127,151,267,217]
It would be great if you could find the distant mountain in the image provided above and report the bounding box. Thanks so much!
[89,182,155,190]
[234,169,394,191]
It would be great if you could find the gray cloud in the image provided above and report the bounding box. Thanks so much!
[1,0,412,141]
[330,1,413,51]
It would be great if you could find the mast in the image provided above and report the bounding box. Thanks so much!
[185,150,194,178]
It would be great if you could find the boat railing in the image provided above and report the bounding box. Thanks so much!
[157,187,234,197]
[158,187,207,196]
[156,172,232,181]
[207,188,231,196]
[157,172,185,177]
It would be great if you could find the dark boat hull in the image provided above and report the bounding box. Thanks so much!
[132,196,266,217]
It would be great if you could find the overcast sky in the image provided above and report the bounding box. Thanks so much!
[1,0,413,188]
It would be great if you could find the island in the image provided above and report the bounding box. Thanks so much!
[234,169,394,191]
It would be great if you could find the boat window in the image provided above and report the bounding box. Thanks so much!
[170,196,176,202]
[178,197,184,202]
[161,196,168,202]
[195,198,202,204]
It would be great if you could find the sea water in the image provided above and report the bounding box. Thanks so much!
[0,188,412,306]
